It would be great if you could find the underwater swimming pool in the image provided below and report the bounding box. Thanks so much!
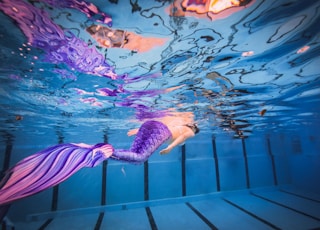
[0,0,319,229]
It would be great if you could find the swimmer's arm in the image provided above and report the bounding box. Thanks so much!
[160,131,194,155]
[127,128,139,136]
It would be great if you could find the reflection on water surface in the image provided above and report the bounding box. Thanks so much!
[0,0,319,140]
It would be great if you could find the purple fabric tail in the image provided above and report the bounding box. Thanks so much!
[0,143,113,206]
[0,121,170,206]
[112,121,172,164]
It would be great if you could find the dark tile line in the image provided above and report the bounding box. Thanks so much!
[2,143,12,178]
[94,133,109,230]
[50,135,63,212]
[1,220,9,230]
[51,186,59,211]
[38,219,53,230]
[94,161,108,230]
[144,161,149,200]
[222,198,281,230]
[144,161,158,230]
[145,207,158,230]
[211,136,220,192]
[50,135,64,212]
[101,131,108,205]
[0,140,13,225]
[241,139,250,189]
[0,140,13,228]
[94,213,104,230]
[40,136,64,229]
[186,202,218,230]
[0,138,13,223]
[266,137,278,185]
[250,192,320,221]
[101,133,109,206]
[0,205,11,227]
[279,189,320,203]
[181,145,186,197]
[101,161,108,206]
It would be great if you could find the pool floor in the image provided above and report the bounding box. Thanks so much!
[6,185,320,230]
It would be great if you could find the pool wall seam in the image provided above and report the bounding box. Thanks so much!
[26,186,287,222]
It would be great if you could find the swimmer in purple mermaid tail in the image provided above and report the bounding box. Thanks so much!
[0,143,113,206]
[111,112,199,163]
[0,112,198,218]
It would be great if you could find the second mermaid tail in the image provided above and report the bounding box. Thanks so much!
[112,120,172,163]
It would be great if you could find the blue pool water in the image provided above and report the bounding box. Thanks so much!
[0,0,319,229]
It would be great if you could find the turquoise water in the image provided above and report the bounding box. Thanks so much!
[0,0,319,229]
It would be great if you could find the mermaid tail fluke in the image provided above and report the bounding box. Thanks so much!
[112,121,172,164]
[0,143,113,206]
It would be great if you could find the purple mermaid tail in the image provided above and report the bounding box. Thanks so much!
[0,121,170,210]
[0,143,113,206]
[111,120,172,163]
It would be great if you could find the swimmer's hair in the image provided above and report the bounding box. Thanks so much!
[194,124,200,134]
[86,25,96,35]
[186,123,200,134]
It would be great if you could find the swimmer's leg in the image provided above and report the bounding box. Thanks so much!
[0,143,113,206]
[112,120,172,164]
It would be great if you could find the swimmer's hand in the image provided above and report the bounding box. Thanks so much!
[160,147,172,155]
[127,128,139,136]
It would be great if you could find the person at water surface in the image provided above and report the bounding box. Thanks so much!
[86,25,168,52]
